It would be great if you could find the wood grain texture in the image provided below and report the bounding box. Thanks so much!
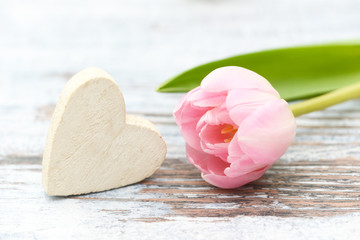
[22,103,360,218]
[1,0,360,239]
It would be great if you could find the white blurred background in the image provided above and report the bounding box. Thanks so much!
[0,0,359,156]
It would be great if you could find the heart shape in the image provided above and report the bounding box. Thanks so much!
[42,68,166,196]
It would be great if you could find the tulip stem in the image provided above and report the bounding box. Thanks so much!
[290,81,360,117]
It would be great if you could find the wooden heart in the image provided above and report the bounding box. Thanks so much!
[42,68,166,196]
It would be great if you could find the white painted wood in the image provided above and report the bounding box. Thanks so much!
[0,0,360,239]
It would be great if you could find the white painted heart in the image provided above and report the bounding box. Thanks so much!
[42,68,166,196]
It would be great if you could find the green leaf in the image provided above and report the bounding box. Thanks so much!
[157,43,360,101]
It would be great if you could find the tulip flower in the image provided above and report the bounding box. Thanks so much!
[174,66,297,188]
[173,64,360,189]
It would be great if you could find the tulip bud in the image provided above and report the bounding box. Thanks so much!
[174,66,296,189]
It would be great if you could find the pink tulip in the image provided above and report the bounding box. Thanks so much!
[173,66,296,189]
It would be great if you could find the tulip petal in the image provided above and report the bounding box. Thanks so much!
[196,103,238,161]
[201,166,269,189]
[201,66,279,95]
[226,134,268,177]
[206,155,229,176]
[179,121,203,151]
[174,88,210,151]
[186,144,229,175]
[197,103,236,126]
[237,99,296,165]
[227,89,280,126]
[224,159,268,177]
[227,133,246,163]
[186,144,209,173]
[198,123,230,161]
[187,88,227,107]
[173,87,200,125]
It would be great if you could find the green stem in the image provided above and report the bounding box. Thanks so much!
[290,81,360,117]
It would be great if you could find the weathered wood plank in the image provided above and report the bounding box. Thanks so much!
[1,106,360,238]
[73,157,360,218]
[1,100,360,220]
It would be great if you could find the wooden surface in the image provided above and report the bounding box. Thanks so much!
[1,0,360,239]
